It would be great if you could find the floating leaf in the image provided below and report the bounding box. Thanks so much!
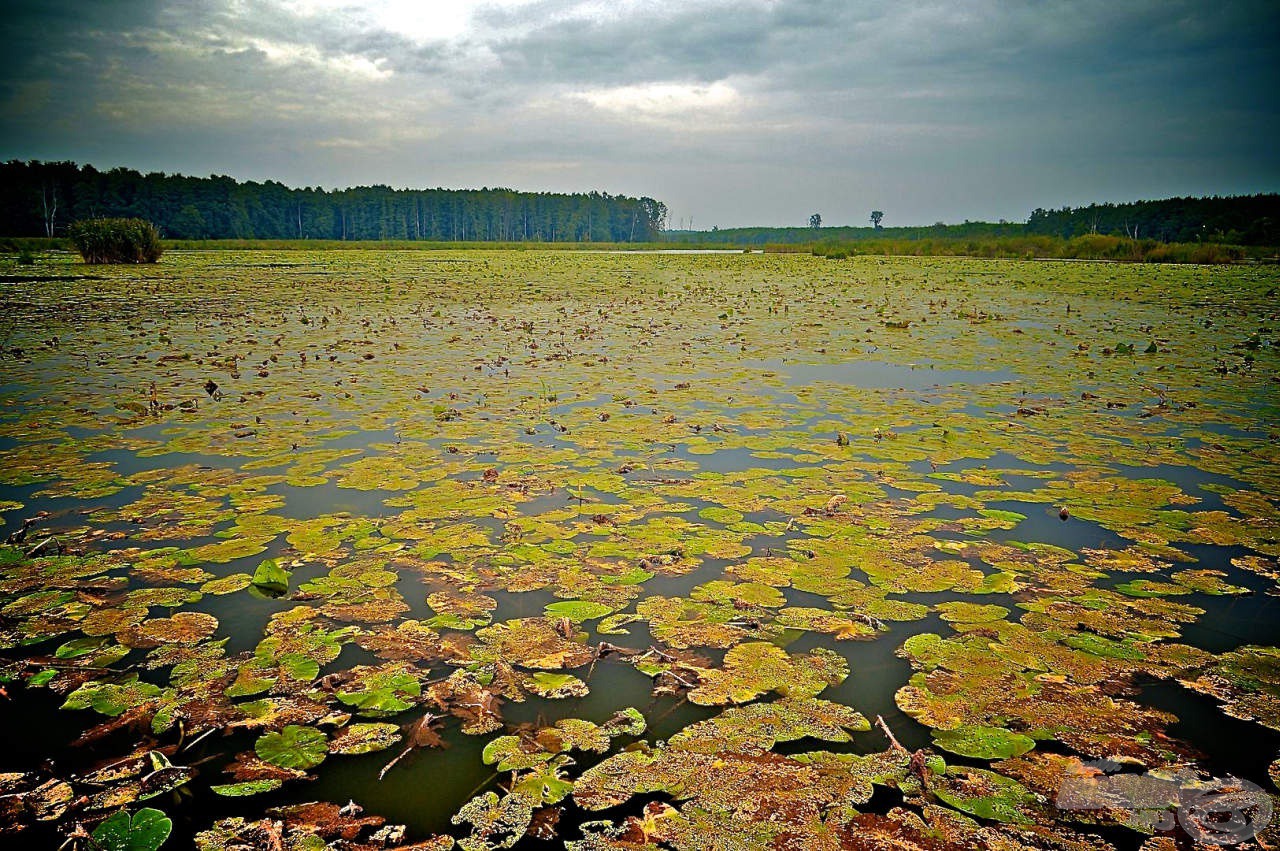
[55,635,113,659]
[62,678,166,717]
[670,697,869,754]
[524,672,590,699]
[543,600,615,623]
[510,758,575,805]
[209,779,284,797]
[932,766,1039,824]
[255,725,328,770]
[336,664,423,716]
[90,807,172,851]
[329,722,402,755]
[688,642,848,706]
[936,602,1009,624]
[932,726,1036,760]
[474,618,594,670]
[250,558,290,596]
[452,790,533,851]
[200,573,252,595]
[126,611,218,647]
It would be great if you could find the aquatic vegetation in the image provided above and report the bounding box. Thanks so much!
[91,807,172,851]
[0,249,1277,848]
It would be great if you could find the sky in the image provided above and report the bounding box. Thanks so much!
[1,0,1277,228]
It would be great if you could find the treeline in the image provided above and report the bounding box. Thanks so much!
[5,159,1274,250]
[1026,195,1280,245]
[0,160,668,243]
[671,194,1280,248]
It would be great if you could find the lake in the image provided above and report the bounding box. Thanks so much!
[1,249,1277,849]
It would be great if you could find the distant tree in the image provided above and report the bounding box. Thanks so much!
[809,213,822,229]
[870,210,884,229]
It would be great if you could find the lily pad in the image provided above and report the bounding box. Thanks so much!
[254,725,328,770]
[543,600,615,623]
[688,642,848,706]
[932,765,1039,824]
[209,779,284,797]
[328,722,402,755]
[91,807,172,851]
[250,558,290,596]
[932,726,1036,759]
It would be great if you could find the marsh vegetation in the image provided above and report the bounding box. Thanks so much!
[68,218,163,264]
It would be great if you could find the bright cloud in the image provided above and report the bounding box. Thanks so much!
[246,37,392,78]
[576,81,739,116]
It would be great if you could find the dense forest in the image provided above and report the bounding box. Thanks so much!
[1025,195,1280,244]
[0,161,668,242]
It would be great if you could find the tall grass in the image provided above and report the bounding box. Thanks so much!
[68,218,163,264]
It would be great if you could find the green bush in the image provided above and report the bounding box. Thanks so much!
[68,218,163,264]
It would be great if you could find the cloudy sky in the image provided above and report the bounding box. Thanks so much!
[2,0,1277,228]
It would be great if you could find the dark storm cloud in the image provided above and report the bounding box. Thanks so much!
[0,0,1276,226]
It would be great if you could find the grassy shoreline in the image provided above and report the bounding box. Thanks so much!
[3,234,1276,264]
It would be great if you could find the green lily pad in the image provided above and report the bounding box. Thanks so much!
[210,779,284,797]
[543,600,615,623]
[932,725,1036,759]
[525,671,590,698]
[250,558,290,596]
[91,807,172,851]
[336,664,422,716]
[55,635,112,659]
[933,766,1039,824]
[62,677,165,717]
[254,725,328,770]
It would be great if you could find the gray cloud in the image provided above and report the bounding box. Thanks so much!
[1,0,1276,226]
